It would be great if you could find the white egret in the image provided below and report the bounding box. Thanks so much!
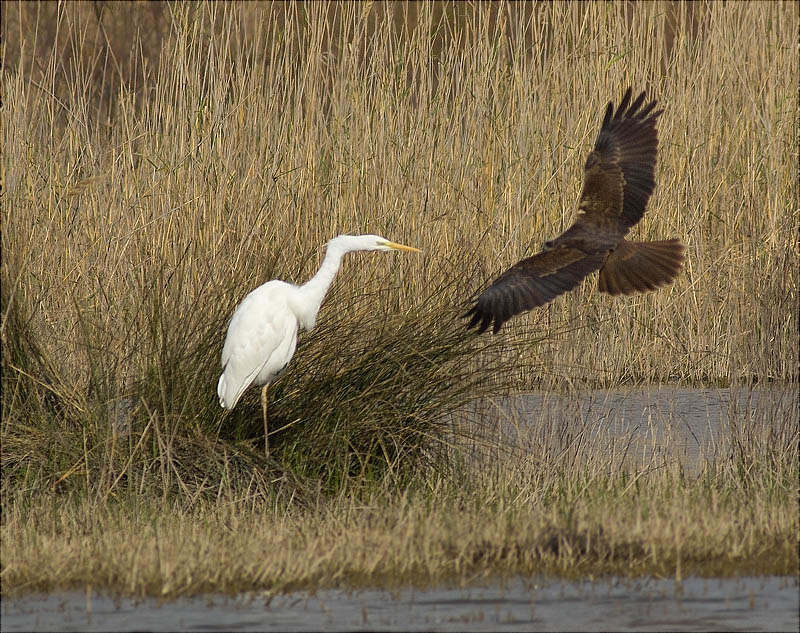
[217,234,421,457]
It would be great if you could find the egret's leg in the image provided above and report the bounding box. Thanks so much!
[261,384,269,458]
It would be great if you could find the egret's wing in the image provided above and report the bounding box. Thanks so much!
[464,247,607,334]
[218,285,298,409]
[578,87,663,230]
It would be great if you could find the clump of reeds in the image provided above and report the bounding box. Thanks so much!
[0,221,537,501]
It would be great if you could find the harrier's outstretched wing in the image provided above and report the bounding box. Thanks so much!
[464,247,607,334]
[577,87,663,231]
[465,88,668,334]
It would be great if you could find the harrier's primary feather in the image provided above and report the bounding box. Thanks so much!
[465,87,685,334]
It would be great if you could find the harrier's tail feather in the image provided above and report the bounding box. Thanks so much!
[598,238,685,296]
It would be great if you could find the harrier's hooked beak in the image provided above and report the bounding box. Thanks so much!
[383,241,422,253]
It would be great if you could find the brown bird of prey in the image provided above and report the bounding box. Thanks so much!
[465,87,685,334]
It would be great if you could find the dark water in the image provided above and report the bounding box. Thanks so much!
[3,576,797,632]
[463,386,798,474]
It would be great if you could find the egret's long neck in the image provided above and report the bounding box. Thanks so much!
[294,241,348,330]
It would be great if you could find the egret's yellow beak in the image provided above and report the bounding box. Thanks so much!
[384,241,422,253]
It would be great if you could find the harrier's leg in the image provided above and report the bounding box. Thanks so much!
[261,384,269,458]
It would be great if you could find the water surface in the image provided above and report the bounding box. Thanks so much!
[3,576,797,632]
[463,386,797,474]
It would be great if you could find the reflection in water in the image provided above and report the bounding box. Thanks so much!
[3,576,798,632]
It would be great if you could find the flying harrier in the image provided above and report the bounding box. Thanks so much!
[464,87,685,334]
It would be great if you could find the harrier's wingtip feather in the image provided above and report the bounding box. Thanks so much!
[615,87,633,118]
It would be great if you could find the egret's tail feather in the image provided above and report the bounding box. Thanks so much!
[217,372,241,410]
[217,373,229,408]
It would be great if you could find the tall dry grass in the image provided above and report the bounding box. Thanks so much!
[1,2,797,502]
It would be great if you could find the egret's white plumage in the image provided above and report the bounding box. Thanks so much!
[217,281,298,410]
[217,234,421,456]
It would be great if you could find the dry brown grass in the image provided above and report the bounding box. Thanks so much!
[2,428,797,598]
[1,0,798,598]
[3,380,797,597]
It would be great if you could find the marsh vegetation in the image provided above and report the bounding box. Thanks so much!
[1,1,797,598]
